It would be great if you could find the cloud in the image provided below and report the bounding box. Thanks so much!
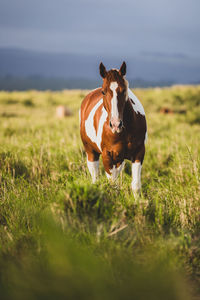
[0,0,200,58]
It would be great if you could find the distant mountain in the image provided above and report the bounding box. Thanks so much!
[0,48,101,79]
[0,47,199,89]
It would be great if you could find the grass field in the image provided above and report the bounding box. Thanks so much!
[0,86,200,299]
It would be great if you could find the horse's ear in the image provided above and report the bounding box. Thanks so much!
[99,62,107,78]
[119,61,126,76]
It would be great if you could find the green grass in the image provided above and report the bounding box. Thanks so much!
[0,86,199,299]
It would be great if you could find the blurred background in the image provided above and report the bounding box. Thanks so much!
[0,0,200,90]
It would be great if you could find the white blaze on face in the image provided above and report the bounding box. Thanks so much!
[110,82,119,119]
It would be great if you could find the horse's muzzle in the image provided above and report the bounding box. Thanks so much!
[109,118,123,133]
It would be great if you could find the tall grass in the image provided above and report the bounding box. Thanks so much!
[0,86,199,299]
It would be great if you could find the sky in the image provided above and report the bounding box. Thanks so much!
[0,0,200,59]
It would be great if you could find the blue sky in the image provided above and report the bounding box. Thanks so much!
[0,0,200,59]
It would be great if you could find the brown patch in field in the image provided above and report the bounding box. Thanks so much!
[56,106,72,118]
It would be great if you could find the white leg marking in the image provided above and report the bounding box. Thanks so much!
[131,162,142,193]
[110,82,119,119]
[106,171,111,180]
[87,159,99,183]
[106,161,125,182]
[117,161,125,175]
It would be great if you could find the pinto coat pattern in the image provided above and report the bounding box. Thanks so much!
[80,62,147,194]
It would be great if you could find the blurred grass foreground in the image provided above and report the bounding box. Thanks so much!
[0,86,200,300]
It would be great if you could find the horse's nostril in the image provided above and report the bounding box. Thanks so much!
[109,121,113,128]
[119,120,123,128]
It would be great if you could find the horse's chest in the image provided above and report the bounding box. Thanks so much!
[124,136,140,160]
[126,134,137,150]
[102,138,125,164]
[125,141,134,157]
[127,141,134,151]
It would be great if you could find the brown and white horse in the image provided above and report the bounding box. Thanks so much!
[80,62,147,194]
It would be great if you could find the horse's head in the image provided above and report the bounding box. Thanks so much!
[99,62,128,133]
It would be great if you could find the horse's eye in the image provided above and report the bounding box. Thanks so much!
[102,90,106,95]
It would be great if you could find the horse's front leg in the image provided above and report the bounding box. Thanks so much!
[102,149,124,181]
[86,151,100,183]
[131,161,142,194]
[131,145,145,195]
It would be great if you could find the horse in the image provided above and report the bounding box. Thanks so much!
[80,62,147,195]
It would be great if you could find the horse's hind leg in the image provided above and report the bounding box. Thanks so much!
[105,161,125,181]
[102,149,125,181]
[86,151,100,183]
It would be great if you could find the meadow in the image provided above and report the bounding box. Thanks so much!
[0,86,199,300]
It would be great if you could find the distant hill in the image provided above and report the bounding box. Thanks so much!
[0,48,199,90]
[0,75,175,91]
